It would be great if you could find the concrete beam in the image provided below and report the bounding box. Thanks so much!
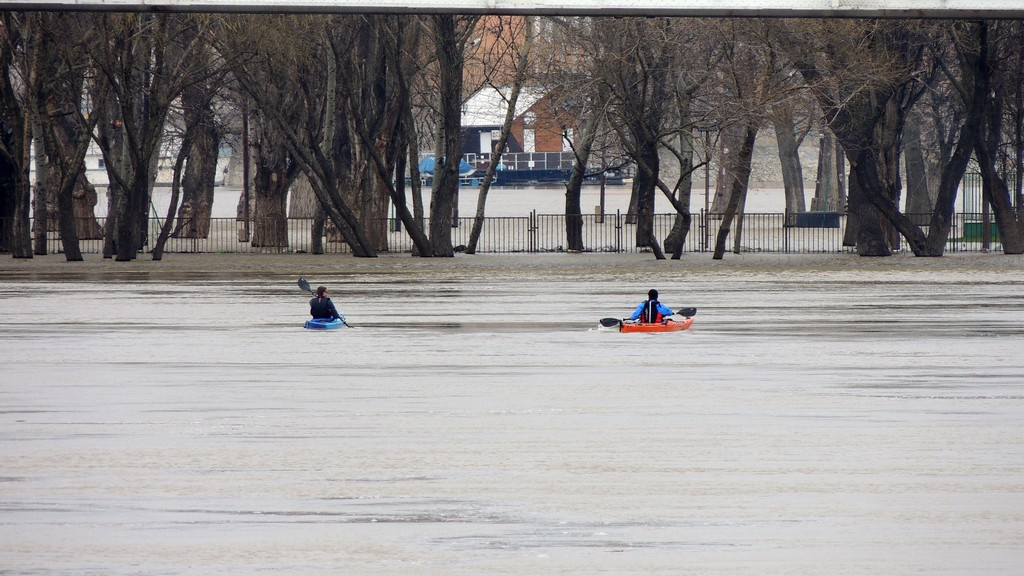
[5,0,1024,19]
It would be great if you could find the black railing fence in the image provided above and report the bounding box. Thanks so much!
[1,211,1008,256]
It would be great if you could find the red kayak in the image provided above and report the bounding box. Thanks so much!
[599,316,694,333]
[619,317,693,333]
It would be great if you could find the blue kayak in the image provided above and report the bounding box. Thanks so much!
[304,318,344,330]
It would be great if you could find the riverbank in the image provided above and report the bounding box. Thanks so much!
[2,251,1022,282]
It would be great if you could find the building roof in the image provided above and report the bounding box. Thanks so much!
[461,86,545,128]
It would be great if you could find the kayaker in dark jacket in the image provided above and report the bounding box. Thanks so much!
[630,289,675,323]
[309,286,342,320]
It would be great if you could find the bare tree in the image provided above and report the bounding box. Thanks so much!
[811,128,844,212]
[89,13,225,261]
[704,19,803,258]
[971,21,1023,253]
[170,48,227,240]
[31,13,108,261]
[0,12,34,258]
[600,17,680,259]
[530,16,608,252]
[708,20,776,259]
[353,14,432,256]
[227,15,377,256]
[787,19,941,256]
[594,17,719,259]
[466,15,533,254]
[428,14,479,257]
[771,96,814,223]
[660,30,719,259]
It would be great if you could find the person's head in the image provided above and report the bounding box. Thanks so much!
[648,289,658,301]
[316,286,327,297]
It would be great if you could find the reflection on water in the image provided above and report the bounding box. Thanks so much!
[1,262,1023,575]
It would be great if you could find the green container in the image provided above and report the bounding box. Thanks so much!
[962,221,1000,241]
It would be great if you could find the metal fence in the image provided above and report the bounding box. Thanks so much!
[2,210,1009,256]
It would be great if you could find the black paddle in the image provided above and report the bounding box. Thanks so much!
[598,308,697,329]
[676,307,697,318]
[298,277,351,327]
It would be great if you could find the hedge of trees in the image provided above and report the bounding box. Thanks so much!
[1,13,1022,260]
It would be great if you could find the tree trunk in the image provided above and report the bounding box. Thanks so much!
[250,157,290,249]
[844,167,890,256]
[0,12,20,254]
[903,112,931,224]
[405,112,425,224]
[468,17,533,255]
[363,142,432,256]
[466,84,520,253]
[812,129,838,211]
[713,122,757,260]
[31,123,50,255]
[53,166,87,263]
[311,208,325,254]
[840,102,931,256]
[923,24,987,256]
[114,170,152,261]
[709,131,735,213]
[633,137,664,258]
[625,182,639,224]
[924,115,978,255]
[151,131,189,260]
[975,151,1023,253]
[793,21,933,256]
[0,119,18,253]
[972,22,1023,254]
[774,115,806,225]
[0,136,15,253]
[287,173,318,218]
[835,137,847,211]
[11,107,34,258]
[102,185,119,259]
[665,127,696,259]
[429,15,473,257]
[393,139,407,237]
[174,87,220,238]
[72,173,103,239]
[359,166,391,251]
[562,109,601,253]
[970,22,1019,254]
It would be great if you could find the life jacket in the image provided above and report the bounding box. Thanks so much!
[640,299,664,323]
[309,296,333,319]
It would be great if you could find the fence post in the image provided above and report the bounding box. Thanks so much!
[952,215,959,253]
[529,209,536,253]
[616,209,622,253]
[784,213,790,254]
[700,208,706,252]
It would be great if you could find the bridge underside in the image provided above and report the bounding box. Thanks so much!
[5,0,1024,19]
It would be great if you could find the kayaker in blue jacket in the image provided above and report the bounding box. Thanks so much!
[630,289,675,323]
[309,286,342,320]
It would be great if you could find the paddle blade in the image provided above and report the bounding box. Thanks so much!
[599,317,623,328]
[676,307,697,318]
[297,277,311,293]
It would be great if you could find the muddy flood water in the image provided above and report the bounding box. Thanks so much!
[1,253,1023,575]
